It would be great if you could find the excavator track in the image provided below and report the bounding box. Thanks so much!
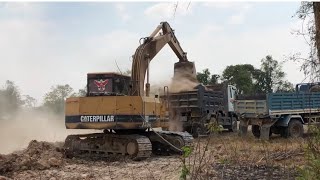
[63,133,152,161]
[146,130,194,155]
[156,131,194,148]
[63,131,194,160]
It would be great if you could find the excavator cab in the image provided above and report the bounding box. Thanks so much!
[87,72,131,97]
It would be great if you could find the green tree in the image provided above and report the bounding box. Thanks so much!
[23,95,37,108]
[210,74,220,85]
[0,80,24,118]
[257,55,294,93]
[197,68,210,85]
[221,57,294,94]
[196,68,220,85]
[275,80,294,93]
[77,88,87,97]
[222,64,257,95]
[73,86,87,97]
[290,2,319,80]
[43,84,74,114]
[259,55,285,93]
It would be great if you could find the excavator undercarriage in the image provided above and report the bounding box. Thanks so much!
[64,130,193,160]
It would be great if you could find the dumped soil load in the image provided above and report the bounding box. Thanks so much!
[0,140,64,176]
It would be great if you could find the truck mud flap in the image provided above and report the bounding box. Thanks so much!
[239,118,249,136]
[260,120,277,140]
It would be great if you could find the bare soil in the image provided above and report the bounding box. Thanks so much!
[0,132,307,180]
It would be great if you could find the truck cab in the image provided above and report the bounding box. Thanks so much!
[227,85,237,112]
[296,82,320,93]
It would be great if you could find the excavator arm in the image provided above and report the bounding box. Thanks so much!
[130,21,196,96]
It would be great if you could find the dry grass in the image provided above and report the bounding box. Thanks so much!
[1,132,310,180]
[210,133,306,166]
[183,132,307,179]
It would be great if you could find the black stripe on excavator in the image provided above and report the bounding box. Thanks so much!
[65,115,158,123]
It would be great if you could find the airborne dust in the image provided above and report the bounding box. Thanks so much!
[0,109,94,154]
[169,62,199,132]
[148,62,199,132]
[0,62,199,154]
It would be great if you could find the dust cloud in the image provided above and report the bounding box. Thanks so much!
[147,62,199,95]
[0,109,95,155]
[169,61,199,93]
[168,113,184,132]
[167,62,199,131]
[147,62,199,132]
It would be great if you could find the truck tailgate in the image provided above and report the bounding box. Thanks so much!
[235,100,268,118]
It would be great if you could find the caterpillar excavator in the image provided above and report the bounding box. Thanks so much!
[63,22,197,160]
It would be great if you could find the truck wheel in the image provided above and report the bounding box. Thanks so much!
[228,117,238,132]
[191,125,202,138]
[288,119,304,138]
[252,125,260,138]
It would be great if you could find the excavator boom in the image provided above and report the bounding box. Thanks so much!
[131,22,196,96]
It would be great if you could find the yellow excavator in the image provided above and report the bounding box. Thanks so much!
[63,22,197,160]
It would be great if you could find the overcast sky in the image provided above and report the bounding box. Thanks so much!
[0,2,311,103]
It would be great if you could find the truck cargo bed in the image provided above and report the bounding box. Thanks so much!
[268,93,320,115]
[235,92,320,117]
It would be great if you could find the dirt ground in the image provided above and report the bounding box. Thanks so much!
[0,131,307,180]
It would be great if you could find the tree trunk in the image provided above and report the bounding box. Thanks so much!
[314,2,320,61]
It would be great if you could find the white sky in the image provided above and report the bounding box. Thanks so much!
[0,1,312,104]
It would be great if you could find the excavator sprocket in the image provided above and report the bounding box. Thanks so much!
[63,133,152,161]
[155,131,194,148]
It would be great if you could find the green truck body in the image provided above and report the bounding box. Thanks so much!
[235,82,320,140]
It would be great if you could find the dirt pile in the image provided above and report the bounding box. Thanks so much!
[0,133,307,180]
[0,176,11,180]
[0,140,64,176]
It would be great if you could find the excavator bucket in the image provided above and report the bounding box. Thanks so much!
[169,61,199,93]
[173,61,197,82]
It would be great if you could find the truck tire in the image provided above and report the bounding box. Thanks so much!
[252,125,260,138]
[288,119,304,138]
[228,117,238,132]
[191,125,203,138]
[252,125,272,138]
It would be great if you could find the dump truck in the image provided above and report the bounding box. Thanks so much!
[166,83,238,137]
[235,82,320,140]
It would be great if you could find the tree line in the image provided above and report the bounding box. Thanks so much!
[0,81,86,120]
[0,55,296,119]
[196,55,295,94]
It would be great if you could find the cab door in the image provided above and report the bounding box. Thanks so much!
[227,85,237,112]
